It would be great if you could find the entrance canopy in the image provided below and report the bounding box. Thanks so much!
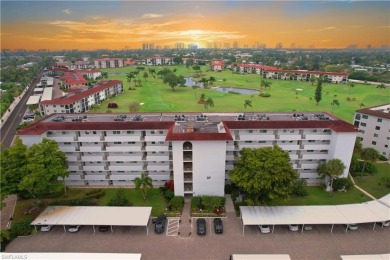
[31,206,152,227]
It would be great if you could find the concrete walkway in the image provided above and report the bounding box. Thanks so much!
[349,174,377,200]
[1,195,17,230]
[178,197,192,237]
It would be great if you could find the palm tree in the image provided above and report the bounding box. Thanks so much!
[143,72,149,82]
[360,148,379,176]
[244,99,252,109]
[133,172,153,200]
[263,80,272,91]
[200,77,209,88]
[204,97,214,111]
[331,99,339,112]
[317,159,346,195]
[126,72,135,83]
[348,82,355,95]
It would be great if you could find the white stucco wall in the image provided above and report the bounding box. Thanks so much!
[329,131,357,177]
[192,141,226,196]
[172,142,184,196]
[18,135,44,147]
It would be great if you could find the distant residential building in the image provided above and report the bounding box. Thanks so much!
[142,57,173,66]
[53,62,72,69]
[354,104,390,159]
[39,80,123,115]
[71,61,89,70]
[211,60,224,71]
[188,44,198,50]
[233,64,277,74]
[76,69,102,80]
[124,59,137,66]
[94,58,124,69]
[59,71,88,89]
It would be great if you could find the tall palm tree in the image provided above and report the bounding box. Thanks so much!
[204,97,214,111]
[348,82,355,95]
[263,80,272,91]
[133,172,153,200]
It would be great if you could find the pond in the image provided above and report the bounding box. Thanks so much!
[184,77,204,87]
[216,87,259,95]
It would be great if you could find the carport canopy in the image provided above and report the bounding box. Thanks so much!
[31,206,152,232]
[240,199,390,233]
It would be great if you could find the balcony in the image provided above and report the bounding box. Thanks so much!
[104,135,141,142]
[78,136,102,142]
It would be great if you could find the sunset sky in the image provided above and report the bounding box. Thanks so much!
[1,1,389,50]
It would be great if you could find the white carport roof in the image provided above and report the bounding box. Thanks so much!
[26,95,41,105]
[341,254,390,260]
[240,197,390,227]
[31,206,152,226]
[6,253,141,260]
[231,254,291,260]
[378,194,390,207]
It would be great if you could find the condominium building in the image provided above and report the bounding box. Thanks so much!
[211,60,224,71]
[354,104,390,159]
[39,80,123,115]
[94,58,124,69]
[17,112,357,196]
[142,57,173,66]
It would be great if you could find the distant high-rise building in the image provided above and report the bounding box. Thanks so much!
[176,42,185,49]
[224,43,230,49]
[367,44,372,49]
[142,43,155,50]
[347,44,357,49]
[243,44,249,49]
[188,44,198,50]
[275,43,283,49]
[233,41,239,49]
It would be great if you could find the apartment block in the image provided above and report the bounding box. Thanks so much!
[142,57,173,66]
[354,104,390,159]
[39,80,123,115]
[17,112,357,196]
[94,58,124,69]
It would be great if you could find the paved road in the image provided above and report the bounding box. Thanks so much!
[6,198,390,260]
[1,72,42,148]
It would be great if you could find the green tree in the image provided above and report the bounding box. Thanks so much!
[314,76,323,105]
[185,58,194,68]
[361,148,379,175]
[229,146,298,203]
[107,189,130,206]
[263,80,272,91]
[204,97,214,111]
[143,71,149,82]
[101,72,108,79]
[163,73,184,91]
[126,72,135,83]
[208,76,216,86]
[309,75,316,86]
[133,172,153,200]
[244,99,252,109]
[173,56,183,65]
[317,159,346,194]
[348,81,355,95]
[0,137,28,201]
[19,138,68,198]
[353,138,363,156]
[331,99,339,112]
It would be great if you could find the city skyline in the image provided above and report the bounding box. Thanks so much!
[1,1,389,50]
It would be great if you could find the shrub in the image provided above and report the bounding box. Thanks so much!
[379,155,388,161]
[201,196,225,211]
[84,189,105,200]
[349,155,360,173]
[333,178,354,191]
[362,161,378,174]
[231,190,239,200]
[51,199,95,206]
[107,103,118,109]
[381,176,390,188]
[169,196,184,212]
[191,196,202,211]
[163,190,174,201]
[259,92,271,97]
[107,189,131,206]
[292,179,309,197]
[10,219,34,239]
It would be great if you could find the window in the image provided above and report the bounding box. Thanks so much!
[355,114,361,120]
[127,131,134,134]
[248,130,253,133]
[151,131,155,134]
[308,140,315,143]
[114,142,122,144]
[361,123,366,127]
[113,131,120,134]
[374,134,378,138]
[360,130,365,134]
[385,145,388,148]
[64,142,71,145]
[85,131,90,135]
[377,118,382,123]
[259,130,267,133]
[362,115,368,119]
[244,141,252,143]
[93,131,97,134]
[159,131,164,134]
[375,126,380,130]
[372,141,376,145]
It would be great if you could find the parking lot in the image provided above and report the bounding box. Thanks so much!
[6,210,390,260]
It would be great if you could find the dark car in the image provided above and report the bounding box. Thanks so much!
[214,218,223,234]
[197,218,206,235]
[99,225,109,232]
[154,215,167,234]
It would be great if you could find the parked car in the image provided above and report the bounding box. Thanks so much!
[288,224,299,232]
[99,225,109,232]
[345,224,358,231]
[68,225,81,233]
[303,225,313,231]
[154,215,167,234]
[213,218,223,234]
[197,218,206,235]
[258,225,271,234]
[40,225,52,232]
[376,221,390,227]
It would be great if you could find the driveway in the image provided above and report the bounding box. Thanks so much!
[5,213,390,260]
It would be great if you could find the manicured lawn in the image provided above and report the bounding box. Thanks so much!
[268,186,371,206]
[354,163,390,199]
[98,188,167,216]
[97,65,389,122]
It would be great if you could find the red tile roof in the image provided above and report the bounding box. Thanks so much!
[264,68,348,76]
[74,61,88,65]
[60,72,87,85]
[211,60,224,66]
[75,69,101,74]
[235,64,277,70]
[39,80,122,105]
[165,130,233,141]
[356,104,390,120]
[18,120,175,135]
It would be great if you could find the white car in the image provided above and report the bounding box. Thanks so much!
[68,225,81,233]
[288,224,299,232]
[40,225,52,232]
[345,224,358,230]
[258,225,271,234]
[376,221,390,227]
[303,225,313,231]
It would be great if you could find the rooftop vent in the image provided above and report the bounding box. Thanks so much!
[51,115,65,122]
[255,114,269,121]
[114,115,128,122]
[237,114,246,121]
[196,114,207,121]
[131,115,143,121]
